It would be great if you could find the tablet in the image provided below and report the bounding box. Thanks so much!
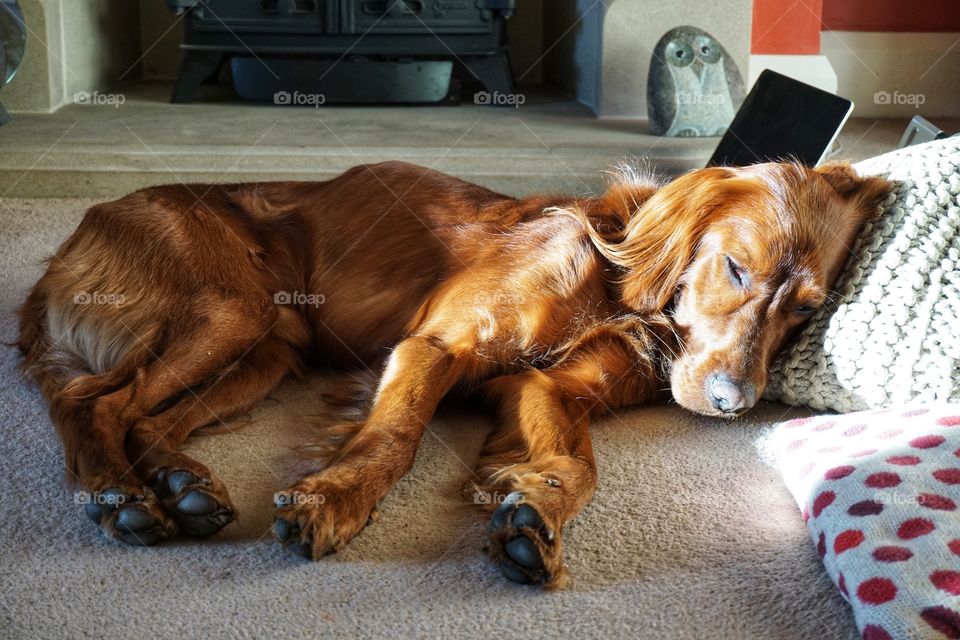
[707,69,853,168]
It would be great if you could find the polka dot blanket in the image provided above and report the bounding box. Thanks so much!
[771,405,960,639]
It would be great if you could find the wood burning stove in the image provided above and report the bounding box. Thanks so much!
[167,0,517,104]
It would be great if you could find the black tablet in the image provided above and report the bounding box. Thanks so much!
[707,69,853,168]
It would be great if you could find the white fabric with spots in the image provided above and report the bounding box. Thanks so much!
[771,405,960,639]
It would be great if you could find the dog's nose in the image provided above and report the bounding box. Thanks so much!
[708,374,756,415]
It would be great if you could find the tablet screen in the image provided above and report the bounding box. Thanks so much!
[707,70,853,167]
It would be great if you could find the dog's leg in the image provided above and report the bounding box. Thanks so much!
[472,336,653,589]
[125,336,297,538]
[70,295,282,545]
[274,334,471,559]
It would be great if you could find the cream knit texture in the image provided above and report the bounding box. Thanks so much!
[764,137,960,413]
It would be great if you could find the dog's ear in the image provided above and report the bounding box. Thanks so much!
[613,167,741,314]
[816,162,893,219]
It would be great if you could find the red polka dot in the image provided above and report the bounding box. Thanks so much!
[816,531,826,558]
[949,540,960,556]
[857,577,897,605]
[919,493,957,511]
[850,449,878,458]
[785,417,814,428]
[934,468,960,485]
[902,408,929,417]
[876,429,903,439]
[936,415,960,427]
[898,518,935,539]
[911,434,946,449]
[824,465,855,480]
[931,571,960,596]
[812,491,835,517]
[838,572,848,598]
[955,448,960,458]
[920,606,960,639]
[843,424,866,437]
[887,455,921,466]
[819,446,841,454]
[797,462,815,479]
[834,530,864,554]
[848,500,884,516]
[862,624,893,640]
[873,546,913,562]
[865,472,901,488]
[813,420,836,432]
[786,439,807,452]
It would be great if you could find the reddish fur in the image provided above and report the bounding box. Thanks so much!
[17,160,890,587]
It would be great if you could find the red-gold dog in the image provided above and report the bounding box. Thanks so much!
[18,161,888,588]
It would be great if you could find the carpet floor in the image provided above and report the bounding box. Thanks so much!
[0,197,857,639]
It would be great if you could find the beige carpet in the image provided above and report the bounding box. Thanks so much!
[0,198,857,639]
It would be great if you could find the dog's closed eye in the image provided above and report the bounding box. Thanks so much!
[726,256,748,288]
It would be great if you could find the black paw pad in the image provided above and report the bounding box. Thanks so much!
[273,517,312,559]
[487,493,554,586]
[158,469,234,538]
[504,536,543,569]
[83,488,127,524]
[167,470,197,495]
[80,488,165,546]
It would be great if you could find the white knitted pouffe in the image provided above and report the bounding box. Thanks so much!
[764,137,960,413]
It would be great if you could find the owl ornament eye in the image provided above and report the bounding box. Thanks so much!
[665,40,694,67]
[693,35,721,63]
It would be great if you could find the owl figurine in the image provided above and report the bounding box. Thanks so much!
[647,26,745,137]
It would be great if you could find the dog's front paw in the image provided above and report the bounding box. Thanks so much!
[486,492,569,589]
[81,484,175,546]
[272,478,376,560]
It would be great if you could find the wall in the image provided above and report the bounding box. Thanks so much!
[5,0,142,113]
[750,0,960,117]
[541,0,605,111]
[822,1,960,117]
[2,0,58,112]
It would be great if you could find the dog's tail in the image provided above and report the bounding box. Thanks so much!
[16,281,152,482]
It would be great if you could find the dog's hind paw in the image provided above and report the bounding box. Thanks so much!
[486,492,570,589]
[154,468,235,538]
[82,486,174,546]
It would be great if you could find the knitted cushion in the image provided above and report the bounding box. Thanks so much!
[770,406,960,639]
[763,137,960,413]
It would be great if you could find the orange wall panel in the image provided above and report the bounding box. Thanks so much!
[752,0,823,54]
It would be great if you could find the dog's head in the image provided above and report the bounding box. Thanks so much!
[592,162,891,417]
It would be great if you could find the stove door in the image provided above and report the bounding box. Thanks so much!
[342,0,493,34]
[189,0,338,35]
